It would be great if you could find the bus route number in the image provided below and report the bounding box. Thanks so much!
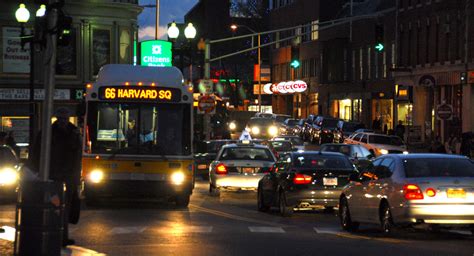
[100,87,177,101]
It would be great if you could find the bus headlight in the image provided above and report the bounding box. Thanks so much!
[0,168,18,186]
[171,172,185,185]
[268,126,278,136]
[229,122,237,131]
[88,170,104,184]
[251,127,260,135]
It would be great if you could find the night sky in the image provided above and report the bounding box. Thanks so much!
[138,0,198,41]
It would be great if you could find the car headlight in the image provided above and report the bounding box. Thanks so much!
[88,170,104,184]
[229,122,236,131]
[251,126,260,135]
[403,151,409,154]
[379,149,389,155]
[268,126,278,136]
[171,172,185,185]
[0,168,18,186]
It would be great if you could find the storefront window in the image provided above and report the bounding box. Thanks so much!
[56,28,77,75]
[92,29,111,76]
[1,116,29,158]
[372,99,393,132]
[397,103,413,125]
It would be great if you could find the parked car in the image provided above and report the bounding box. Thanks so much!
[194,140,237,179]
[258,151,358,216]
[339,154,474,234]
[0,145,21,202]
[320,143,374,170]
[209,142,277,194]
[284,119,304,136]
[246,117,279,139]
[273,135,305,151]
[345,132,408,156]
[338,121,366,139]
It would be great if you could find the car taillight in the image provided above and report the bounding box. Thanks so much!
[293,173,312,185]
[263,166,273,173]
[403,184,424,200]
[216,163,228,175]
[425,188,436,197]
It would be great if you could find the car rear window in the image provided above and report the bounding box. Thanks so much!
[269,141,292,152]
[403,158,474,177]
[219,147,274,161]
[286,119,299,126]
[321,145,352,157]
[322,118,339,128]
[369,135,404,146]
[293,154,353,169]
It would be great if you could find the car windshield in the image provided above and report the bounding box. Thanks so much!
[269,141,292,152]
[281,137,303,146]
[275,115,291,123]
[86,102,191,155]
[286,119,299,126]
[369,135,404,146]
[403,158,474,177]
[321,145,352,157]
[322,119,339,128]
[293,154,353,169]
[248,118,274,127]
[219,147,274,161]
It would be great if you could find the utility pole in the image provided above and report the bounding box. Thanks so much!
[155,0,160,39]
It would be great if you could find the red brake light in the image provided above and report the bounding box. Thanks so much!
[426,188,436,197]
[403,184,424,200]
[216,163,227,175]
[293,173,312,185]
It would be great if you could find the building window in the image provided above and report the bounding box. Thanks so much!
[374,48,379,79]
[398,28,404,66]
[445,22,451,62]
[426,19,430,64]
[119,28,131,64]
[383,51,387,78]
[344,49,348,81]
[56,27,77,76]
[407,26,412,66]
[435,18,439,62]
[456,15,461,60]
[367,47,371,80]
[311,20,319,41]
[359,48,363,80]
[391,42,396,69]
[352,50,356,81]
[416,22,421,65]
[92,28,111,76]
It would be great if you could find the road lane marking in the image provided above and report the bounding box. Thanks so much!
[62,246,106,256]
[249,226,285,233]
[313,227,340,235]
[189,204,288,227]
[314,227,408,244]
[0,226,15,242]
[110,226,147,235]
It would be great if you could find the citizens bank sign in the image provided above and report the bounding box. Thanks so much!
[140,40,172,67]
[262,80,308,94]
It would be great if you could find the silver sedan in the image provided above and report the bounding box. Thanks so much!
[209,142,277,195]
[339,154,474,234]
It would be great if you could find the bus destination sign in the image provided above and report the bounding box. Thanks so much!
[98,86,181,102]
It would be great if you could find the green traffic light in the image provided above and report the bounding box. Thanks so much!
[375,43,384,52]
[290,60,300,68]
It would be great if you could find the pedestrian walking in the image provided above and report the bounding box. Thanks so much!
[29,107,82,247]
[395,120,405,140]
[372,116,381,133]
[460,132,472,158]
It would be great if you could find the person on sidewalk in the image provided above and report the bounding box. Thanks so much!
[395,120,405,141]
[29,107,82,247]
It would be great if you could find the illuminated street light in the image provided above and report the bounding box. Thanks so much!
[184,23,197,39]
[36,4,46,17]
[15,4,30,23]
[167,22,180,39]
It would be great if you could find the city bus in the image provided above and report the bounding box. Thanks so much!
[81,64,194,207]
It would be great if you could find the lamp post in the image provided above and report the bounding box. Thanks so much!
[15,3,46,156]
[230,24,262,112]
[167,22,196,71]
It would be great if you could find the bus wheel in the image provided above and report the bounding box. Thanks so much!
[175,194,190,208]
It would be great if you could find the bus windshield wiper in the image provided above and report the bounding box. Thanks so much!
[108,145,139,160]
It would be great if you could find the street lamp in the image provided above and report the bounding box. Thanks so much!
[230,24,262,112]
[167,21,180,39]
[15,3,45,156]
[184,23,197,40]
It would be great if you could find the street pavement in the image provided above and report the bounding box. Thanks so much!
[1,143,473,255]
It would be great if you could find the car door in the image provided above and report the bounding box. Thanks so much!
[260,154,290,206]
[357,158,385,221]
[365,157,395,222]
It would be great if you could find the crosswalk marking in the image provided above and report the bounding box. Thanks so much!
[313,227,340,235]
[248,226,285,233]
[110,226,147,235]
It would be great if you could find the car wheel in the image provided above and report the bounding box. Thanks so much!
[257,188,270,212]
[175,194,190,208]
[339,197,359,232]
[209,183,220,197]
[279,191,293,217]
[381,203,396,234]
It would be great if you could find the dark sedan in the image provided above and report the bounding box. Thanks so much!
[194,140,236,179]
[257,151,358,216]
[320,144,374,170]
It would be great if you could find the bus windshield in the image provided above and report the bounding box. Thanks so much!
[86,102,191,156]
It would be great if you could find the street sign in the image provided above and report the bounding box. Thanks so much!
[197,95,216,114]
[436,103,453,120]
[198,79,214,94]
[140,40,172,67]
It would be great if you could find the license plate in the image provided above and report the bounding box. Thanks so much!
[242,168,254,174]
[197,164,208,170]
[447,188,466,198]
[131,173,145,180]
[323,177,338,186]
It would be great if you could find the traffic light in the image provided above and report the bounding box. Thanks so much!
[290,46,300,69]
[375,24,384,52]
[57,13,72,46]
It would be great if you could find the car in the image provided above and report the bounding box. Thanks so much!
[254,112,274,119]
[302,115,318,141]
[272,114,292,124]
[194,140,237,179]
[267,140,294,155]
[344,132,408,156]
[273,135,305,151]
[311,116,342,145]
[209,142,277,194]
[0,145,21,202]
[320,143,374,170]
[338,121,366,139]
[283,119,304,136]
[258,151,358,216]
[339,154,474,234]
[246,117,279,139]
